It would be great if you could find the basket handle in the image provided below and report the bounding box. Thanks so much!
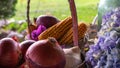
[68,0,79,46]
[27,0,32,39]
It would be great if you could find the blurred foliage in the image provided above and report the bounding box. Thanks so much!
[3,22,27,33]
[17,23,27,32]
[0,0,17,19]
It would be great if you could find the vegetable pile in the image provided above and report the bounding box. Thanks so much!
[26,15,60,41]
[0,15,88,68]
[86,7,120,68]
[0,0,90,68]
[26,37,66,68]
[0,38,20,68]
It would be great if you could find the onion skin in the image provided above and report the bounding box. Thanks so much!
[26,37,66,68]
[36,15,60,28]
[18,62,29,68]
[63,46,82,68]
[0,38,20,68]
[19,40,35,63]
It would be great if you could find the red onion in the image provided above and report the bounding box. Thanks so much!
[18,62,29,68]
[36,15,60,28]
[19,40,35,63]
[26,37,66,68]
[0,38,20,68]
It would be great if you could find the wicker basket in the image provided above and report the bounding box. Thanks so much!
[26,0,97,68]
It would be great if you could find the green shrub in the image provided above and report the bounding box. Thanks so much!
[0,0,17,19]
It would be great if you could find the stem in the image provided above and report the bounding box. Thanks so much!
[27,0,32,39]
[68,0,78,46]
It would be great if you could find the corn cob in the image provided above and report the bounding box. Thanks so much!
[38,16,72,40]
[59,22,88,45]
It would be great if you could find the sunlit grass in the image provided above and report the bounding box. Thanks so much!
[13,0,99,23]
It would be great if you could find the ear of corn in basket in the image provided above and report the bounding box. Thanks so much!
[38,16,73,41]
[59,22,88,45]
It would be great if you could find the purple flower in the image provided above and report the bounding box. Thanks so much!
[86,7,120,68]
[113,23,120,27]
[102,7,120,29]
[102,11,114,23]
[115,11,120,18]
[31,25,46,41]
[115,18,120,26]
[116,38,120,46]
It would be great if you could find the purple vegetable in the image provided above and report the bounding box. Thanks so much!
[36,15,60,28]
[31,25,46,41]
